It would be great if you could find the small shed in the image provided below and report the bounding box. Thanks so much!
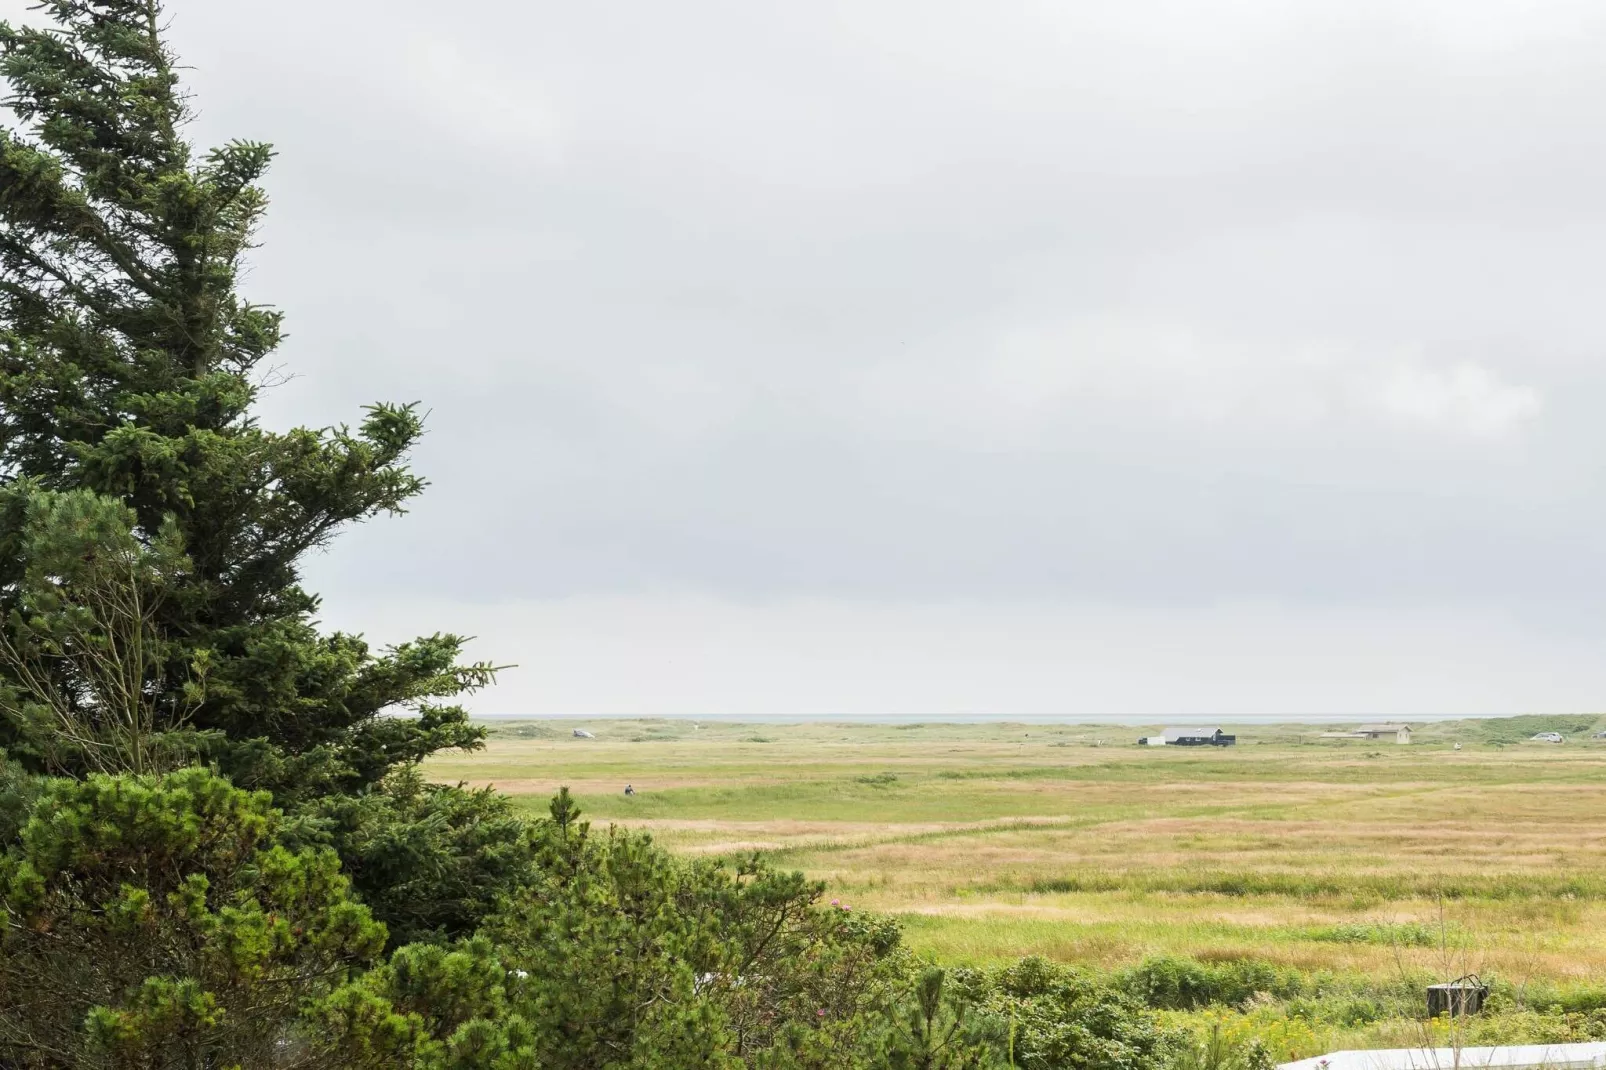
[1427,975,1488,1017]
[1162,726,1236,747]
[1356,723,1412,744]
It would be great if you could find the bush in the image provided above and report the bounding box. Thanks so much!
[1120,957,1307,1011]
[980,957,1174,1070]
[313,937,539,1069]
[480,790,911,1068]
[0,768,386,1068]
[287,767,539,947]
[1171,1022,1274,1070]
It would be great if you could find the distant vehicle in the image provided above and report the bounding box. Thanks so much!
[1531,732,1563,743]
[573,729,596,739]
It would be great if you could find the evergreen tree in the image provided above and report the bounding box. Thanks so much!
[879,969,1004,1070]
[313,937,541,1069]
[288,768,540,949]
[0,0,493,801]
[484,805,909,1069]
[0,768,387,1068]
[0,10,1185,1070]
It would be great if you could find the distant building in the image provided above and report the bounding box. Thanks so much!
[1161,726,1236,747]
[1320,724,1412,744]
[1357,723,1412,744]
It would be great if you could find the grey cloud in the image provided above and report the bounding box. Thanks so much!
[22,0,1605,708]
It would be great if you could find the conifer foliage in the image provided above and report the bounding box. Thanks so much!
[0,0,493,799]
[0,768,386,1068]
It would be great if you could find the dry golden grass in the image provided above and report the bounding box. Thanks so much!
[425,718,1606,983]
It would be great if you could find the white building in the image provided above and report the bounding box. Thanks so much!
[1320,724,1412,744]
[1356,723,1412,744]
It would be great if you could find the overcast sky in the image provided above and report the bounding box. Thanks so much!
[79,0,1606,716]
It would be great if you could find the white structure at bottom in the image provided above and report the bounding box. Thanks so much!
[1279,1044,1606,1070]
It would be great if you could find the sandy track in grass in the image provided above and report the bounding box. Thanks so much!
[610,815,1100,853]
[448,777,751,793]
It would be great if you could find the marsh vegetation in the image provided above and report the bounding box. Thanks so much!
[429,715,1606,1058]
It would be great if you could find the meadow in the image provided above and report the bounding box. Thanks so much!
[425,714,1606,1055]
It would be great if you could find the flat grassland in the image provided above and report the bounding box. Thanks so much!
[424,715,1606,996]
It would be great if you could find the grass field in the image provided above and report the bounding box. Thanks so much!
[420,713,1606,1047]
[417,713,1606,1053]
[424,714,1606,1052]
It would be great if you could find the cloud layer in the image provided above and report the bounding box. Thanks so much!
[14,0,1606,714]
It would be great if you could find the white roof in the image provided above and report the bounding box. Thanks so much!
[1280,1044,1606,1070]
[1357,723,1411,732]
[1162,726,1222,740]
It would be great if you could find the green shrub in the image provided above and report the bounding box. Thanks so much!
[1306,922,1442,947]
[987,957,1174,1070]
[1171,1022,1274,1070]
[481,791,910,1068]
[1121,957,1308,1011]
[287,767,539,948]
[0,768,385,1068]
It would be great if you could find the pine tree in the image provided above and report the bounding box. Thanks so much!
[0,768,388,1067]
[0,1,493,801]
